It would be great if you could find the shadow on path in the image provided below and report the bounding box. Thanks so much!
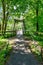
[6,29,41,65]
[6,37,40,65]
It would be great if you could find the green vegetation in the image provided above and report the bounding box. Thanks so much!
[0,0,43,65]
[0,41,12,65]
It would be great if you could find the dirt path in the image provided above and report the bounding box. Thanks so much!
[6,37,40,65]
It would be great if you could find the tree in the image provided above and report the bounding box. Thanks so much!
[28,0,40,32]
[36,0,39,32]
[1,0,9,35]
[1,0,6,34]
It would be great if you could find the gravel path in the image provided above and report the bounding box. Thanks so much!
[6,37,40,65]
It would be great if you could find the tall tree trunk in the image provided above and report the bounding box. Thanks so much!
[2,0,9,35]
[4,0,9,34]
[4,12,9,34]
[2,0,6,35]
[36,0,39,33]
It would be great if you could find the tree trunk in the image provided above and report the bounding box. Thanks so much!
[36,0,39,33]
[2,0,6,35]
[4,12,9,34]
[36,8,39,31]
[2,0,9,35]
[4,0,9,34]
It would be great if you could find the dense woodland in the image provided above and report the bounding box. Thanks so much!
[0,0,43,65]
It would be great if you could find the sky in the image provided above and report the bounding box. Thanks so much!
[0,7,2,22]
[0,7,2,13]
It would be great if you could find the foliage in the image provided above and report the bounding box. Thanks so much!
[0,0,43,64]
[0,41,12,65]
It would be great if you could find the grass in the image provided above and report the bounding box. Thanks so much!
[24,31,43,63]
[0,41,12,65]
[0,30,43,65]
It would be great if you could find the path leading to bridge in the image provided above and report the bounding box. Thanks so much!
[6,36,40,65]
